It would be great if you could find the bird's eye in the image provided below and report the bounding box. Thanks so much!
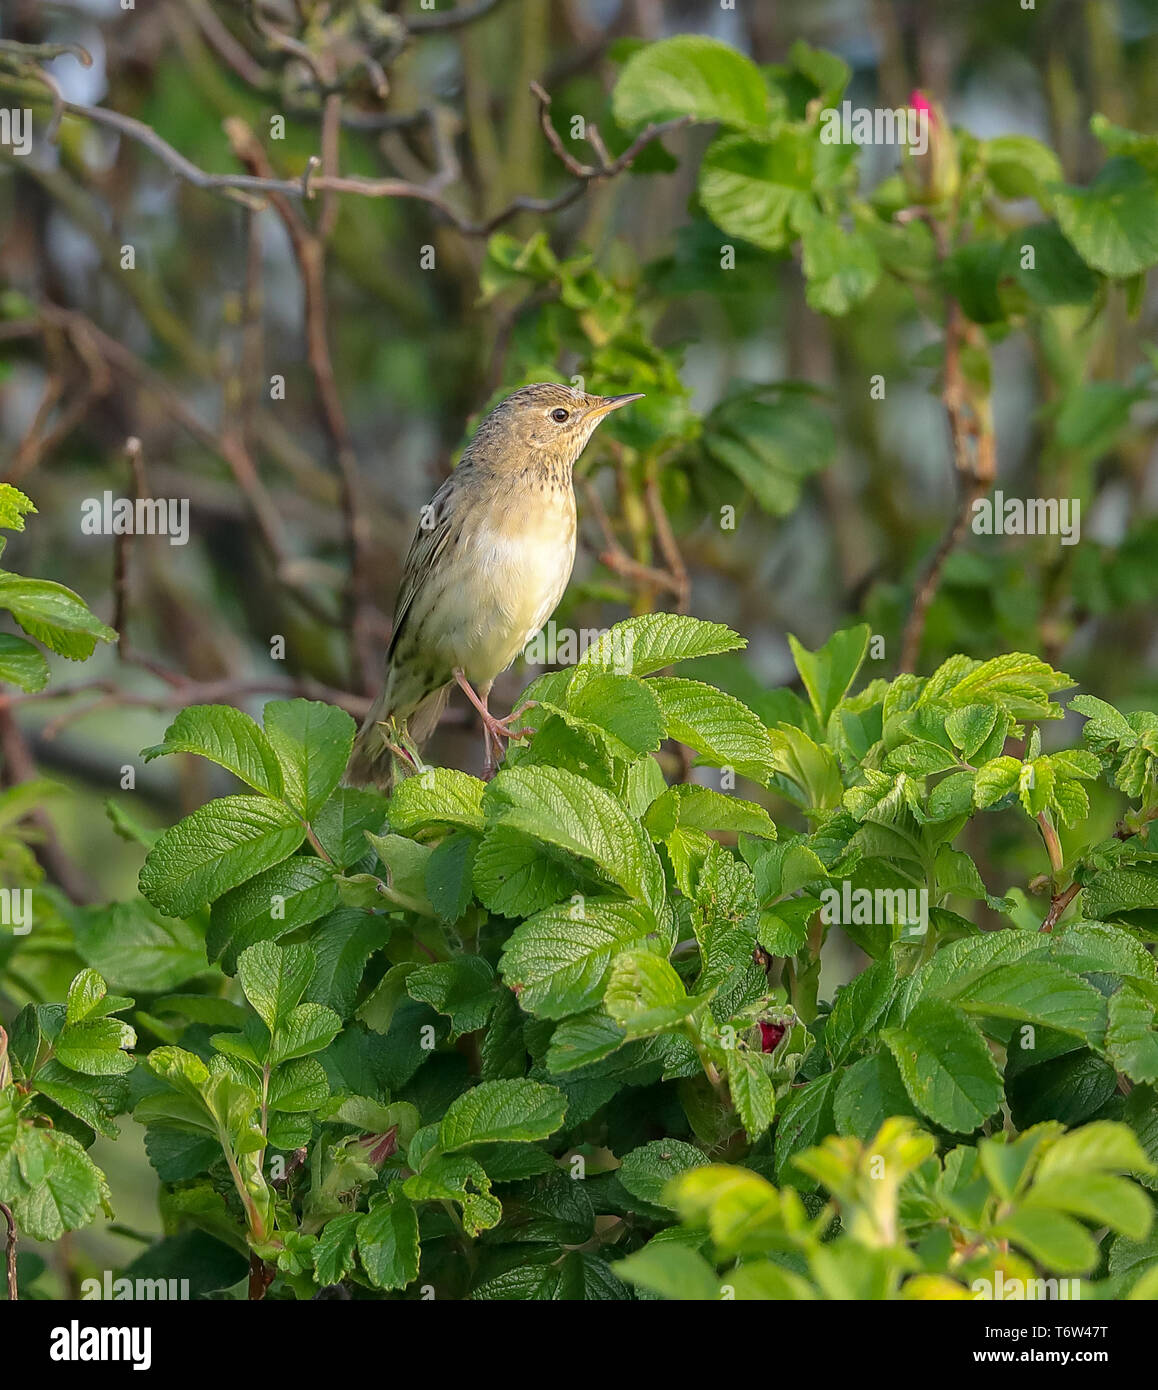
[550,407,570,423]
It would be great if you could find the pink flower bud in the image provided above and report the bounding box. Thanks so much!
[909,89,934,120]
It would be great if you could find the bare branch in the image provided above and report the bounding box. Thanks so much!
[0,75,687,236]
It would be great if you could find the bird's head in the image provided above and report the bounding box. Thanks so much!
[472,382,644,471]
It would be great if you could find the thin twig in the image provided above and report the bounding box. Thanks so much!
[581,478,687,602]
[899,214,996,673]
[0,1203,16,1303]
[645,473,690,613]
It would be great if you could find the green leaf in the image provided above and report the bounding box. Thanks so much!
[1054,157,1158,277]
[1005,222,1101,306]
[833,1052,919,1139]
[268,1057,329,1112]
[208,856,340,967]
[473,1249,628,1300]
[576,612,744,677]
[388,767,486,834]
[617,1239,721,1301]
[645,784,776,841]
[304,910,385,1019]
[142,705,283,797]
[541,673,665,760]
[500,897,662,1020]
[357,1192,419,1290]
[0,633,48,691]
[262,699,355,819]
[31,1063,126,1140]
[55,1017,136,1076]
[2,1128,107,1241]
[311,787,386,867]
[702,390,835,516]
[1106,986,1158,1084]
[139,795,305,918]
[727,1048,777,1141]
[423,831,477,923]
[1037,1119,1155,1181]
[1024,1172,1153,1241]
[0,572,117,660]
[788,625,871,725]
[439,1079,567,1151]
[826,954,896,1066]
[880,998,1004,1134]
[313,1212,360,1286]
[992,1206,1098,1274]
[472,825,586,917]
[983,134,1062,201]
[757,896,819,956]
[973,756,1021,809]
[699,132,813,254]
[483,765,665,912]
[726,1261,816,1300]
[1008,1050,1119,1129]
[798,213,880,316]
[406,957,497,1034]
[73,901,207,993]
[604,949,703,1038]
[267,1002,342,1066]
[612,35,771,131]
[775,1071,838,1182]
[66,967,112,1024]
[927,651,1073,719]
[0,483,36,530]
[650,678,775,782]
[402,1153,502,1236]
[951,961,1106,1041]
[1082,864,1158,919]
[545,1011,628,1073]
[237,941,314,1033]
[944,704,998,760]
[617,1139,708,1210]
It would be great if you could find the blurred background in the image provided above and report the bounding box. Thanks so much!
[1,0,1157,1288]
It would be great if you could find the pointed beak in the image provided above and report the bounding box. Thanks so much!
[587,392,645,421]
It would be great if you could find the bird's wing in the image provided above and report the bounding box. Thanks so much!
[386,477,459,665]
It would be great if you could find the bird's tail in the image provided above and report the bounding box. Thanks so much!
[346,683,450,791]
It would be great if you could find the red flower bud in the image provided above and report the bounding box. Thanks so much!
[759,1021,786,1053]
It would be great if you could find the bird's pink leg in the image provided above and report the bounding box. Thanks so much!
[453,670,533,778]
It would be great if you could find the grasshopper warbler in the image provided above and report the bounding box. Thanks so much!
[348,382,643,787]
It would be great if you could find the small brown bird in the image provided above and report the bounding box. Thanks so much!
[348,382,643,787]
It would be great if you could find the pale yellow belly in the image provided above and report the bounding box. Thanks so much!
[432,492,576,686]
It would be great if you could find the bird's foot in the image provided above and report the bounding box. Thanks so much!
[479,703,537,778]
[453,670,536,778]
[483,701,536,743]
